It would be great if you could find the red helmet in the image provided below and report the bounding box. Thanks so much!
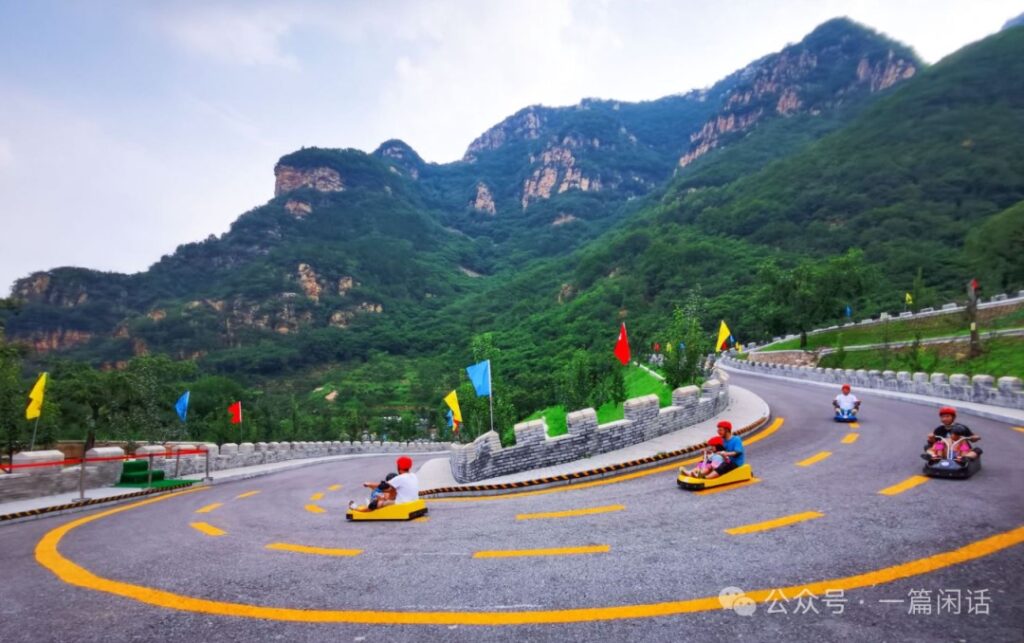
[716,420,733,431]
[938,406,957,417]
[841,384,851,392]
[707,436,725,447]
[396,456,413,471]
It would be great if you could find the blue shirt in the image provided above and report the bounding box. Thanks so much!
[724,435,745,466]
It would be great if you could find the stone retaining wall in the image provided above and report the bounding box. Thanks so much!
[722,356,1023,410]
[756,291,1024,349]
[449,370,731,483]
[1,440,451,504]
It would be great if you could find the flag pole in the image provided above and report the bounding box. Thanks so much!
[29,417,40,451]
[488,362,495,435]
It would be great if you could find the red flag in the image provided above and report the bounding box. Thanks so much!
[228,401,242,424]
[614,323,631,365]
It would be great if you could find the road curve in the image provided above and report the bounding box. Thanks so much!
[1,371,1022,642]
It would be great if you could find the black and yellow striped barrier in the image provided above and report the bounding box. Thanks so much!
[420,415,770,498]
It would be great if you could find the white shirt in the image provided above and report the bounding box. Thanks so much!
[834,392,859,410]
[388,472,419,504]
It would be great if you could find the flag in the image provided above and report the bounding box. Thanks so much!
[905,292,913,305]
[665,342,673,354]
[228,401,242,424]
[25,372,47,420]
[844,304,852,318]
[717,321,733,352]
[175,391,190,423]
[653,342,661,353]
[466,360,492,397]
[444,389,462,432]
[614,323,630,365]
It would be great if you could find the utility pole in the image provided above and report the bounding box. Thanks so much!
[966,278,982,358]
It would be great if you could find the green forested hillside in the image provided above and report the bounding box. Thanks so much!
[2,21,1021,449]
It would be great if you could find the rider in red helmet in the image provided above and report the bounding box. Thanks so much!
[349,455,419,511]
[682,436,727,479]
[923,406,981,461]
[833,384,861,415]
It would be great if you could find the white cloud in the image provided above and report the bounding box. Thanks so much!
[0,137,13,169]
[162,5,301,68]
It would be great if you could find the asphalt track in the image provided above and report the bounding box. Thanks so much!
[1,372,1022,642]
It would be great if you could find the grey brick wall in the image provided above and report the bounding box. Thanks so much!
[449,370,731,483]
[722,356,1023,410]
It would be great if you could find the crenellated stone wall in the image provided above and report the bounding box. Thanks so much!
[721,356,1023,410]
[449,371,730,482]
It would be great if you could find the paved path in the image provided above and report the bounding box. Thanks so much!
[1,372,1021,642]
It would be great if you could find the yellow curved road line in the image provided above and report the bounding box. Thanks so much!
[431,417,785,503]
[474,545,609,558]
[189,521,226,537]
[724,511,823,535]
[35,488,1024,625]
[304,504,326,514]
[266,543,362,557]
[516,504,625,521]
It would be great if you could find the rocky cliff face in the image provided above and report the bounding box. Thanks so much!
[521,138,603,209]
[678,20,918,169]
[375,139,424,179]
[14,272,90,307]
[274,165,345,196]
[25,329,94,352]
[463,106,546,161]
[472,183,497,214]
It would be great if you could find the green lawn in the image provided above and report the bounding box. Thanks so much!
[763,303,1023,351]
[818,336,1024,379]
[524,366,674,438]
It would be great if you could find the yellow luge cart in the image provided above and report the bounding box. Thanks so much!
[346,499,428,521]
[677,464,752,491]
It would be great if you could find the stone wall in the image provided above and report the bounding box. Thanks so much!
[449,371,730,483]
[757,291,1024,348]
[1,441,451,504]
[722,356,1023,410]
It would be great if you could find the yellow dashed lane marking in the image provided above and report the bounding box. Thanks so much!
[879,475,930,496]
[189,521,226,537]
[841,433,859,444]
[516,504,625,521]
[474,545,610,559]
[266,543,362,557]
[693,478,761,495]
[796,451,832,467]
[194,503,222,514]
[725,511,824,535]
[431,417,785,503]
[327,484,342,491]
[1013,427,1024,435]
[34,489,1024,625]
[235,491,260,499]
[310,492,324,501]
[305,504,326,514]
[849,422,860,429]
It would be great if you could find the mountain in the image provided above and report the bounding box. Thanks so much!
[13,16,1018,417]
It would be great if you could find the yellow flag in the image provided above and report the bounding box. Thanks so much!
[716,320,733,352]
[905,292,913,305]
[444,390,462,426]
[26,372,47,420]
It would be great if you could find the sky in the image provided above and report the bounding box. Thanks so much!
[0,0,1019,294]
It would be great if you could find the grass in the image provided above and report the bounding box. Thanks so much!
[762,302,1023,351]
[818,336,1024,379]
[523,365,674,438]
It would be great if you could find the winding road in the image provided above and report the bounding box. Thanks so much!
[1,372,1022,642]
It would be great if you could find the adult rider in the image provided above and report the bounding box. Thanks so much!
[714,420,745,474]
[832,384,861,415]
[924,406,981,460]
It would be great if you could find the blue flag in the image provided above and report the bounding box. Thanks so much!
[844,304,853,318]
[175,391,190,423]
[446,408,454,428]
[466,359,492,397]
